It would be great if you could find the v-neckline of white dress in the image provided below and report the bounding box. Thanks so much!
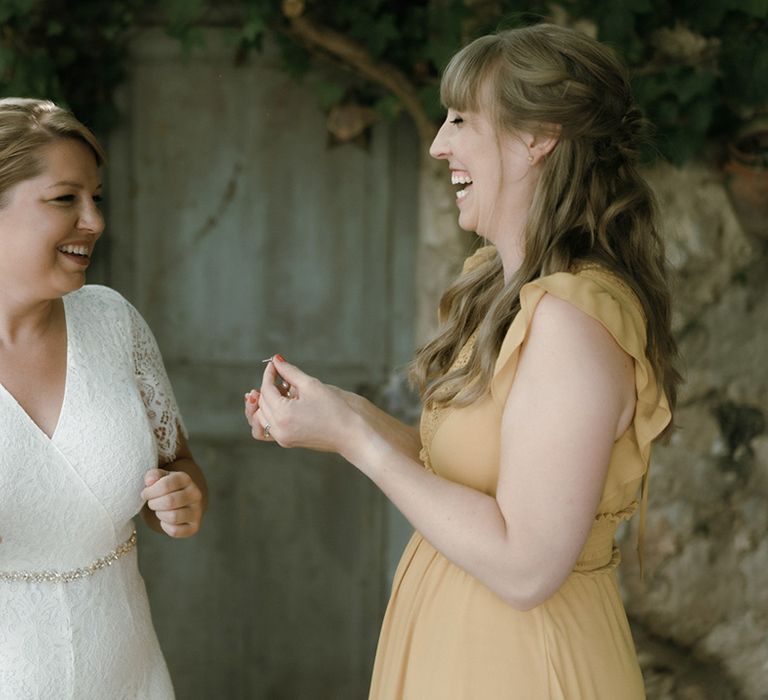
[0,294,73,443]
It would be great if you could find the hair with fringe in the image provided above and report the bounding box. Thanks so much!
[411,23,680,421]
[0,98,104,207]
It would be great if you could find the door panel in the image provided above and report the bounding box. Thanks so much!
[107,29,419,699]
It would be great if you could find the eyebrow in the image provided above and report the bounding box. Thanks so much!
[45,180,103,189]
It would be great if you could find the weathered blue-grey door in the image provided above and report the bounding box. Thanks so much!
[107,29,418,700]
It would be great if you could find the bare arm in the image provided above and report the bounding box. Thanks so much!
[252,294,634,609]
[342,392,422,461]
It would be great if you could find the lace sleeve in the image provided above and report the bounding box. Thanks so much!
[127,303,188,463]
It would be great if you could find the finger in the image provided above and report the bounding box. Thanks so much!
[141,470,191,500]
[144,468,169,488]
[260,361,282,403]
[146,485,201,512]
[262,361,301,405]
[272,355,310,388]
[160,520,200,538]
[154,505,199,526]
[252,405,275,441]
[276,377,292,398]
[244,390,260,422]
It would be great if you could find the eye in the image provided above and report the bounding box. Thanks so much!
[53,194,76,203]
[93,194,103,204]
[449,117,464,125]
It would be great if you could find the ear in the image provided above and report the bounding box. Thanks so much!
[529,124,560,163]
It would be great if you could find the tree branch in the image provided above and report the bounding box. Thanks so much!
[284,11,438,145]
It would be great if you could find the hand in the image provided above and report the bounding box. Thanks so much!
[141,468,204,538]
[245,355,359,454]
[244,389,267,438]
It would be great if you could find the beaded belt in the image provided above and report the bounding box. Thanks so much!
[0,530,137,584]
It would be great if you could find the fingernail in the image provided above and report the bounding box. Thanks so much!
[275,354,286,362]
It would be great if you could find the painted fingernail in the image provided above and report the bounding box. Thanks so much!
[275,354,286,362]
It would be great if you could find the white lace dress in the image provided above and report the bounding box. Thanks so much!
[0,285,185,699]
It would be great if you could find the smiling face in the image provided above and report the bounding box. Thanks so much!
[0,138,104,302]
[429,104,538,262]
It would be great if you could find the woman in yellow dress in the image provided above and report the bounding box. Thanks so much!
[246,23,679,699]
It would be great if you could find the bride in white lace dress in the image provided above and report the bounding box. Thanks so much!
[0,98,207,699]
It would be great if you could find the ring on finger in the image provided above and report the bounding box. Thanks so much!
[264,423,271,439]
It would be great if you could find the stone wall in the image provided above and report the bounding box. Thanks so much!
[619,161,767,699]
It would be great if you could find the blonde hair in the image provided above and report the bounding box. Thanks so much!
[0,98,105,206]
[412,24,680,418]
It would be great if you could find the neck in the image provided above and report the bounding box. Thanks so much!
[0,290,60,346]
[497,233,525,283]
[493,170,539,283]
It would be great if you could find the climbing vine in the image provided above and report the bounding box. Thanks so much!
[0,0,766,163]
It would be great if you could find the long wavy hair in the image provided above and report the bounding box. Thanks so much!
[412,23,680,418]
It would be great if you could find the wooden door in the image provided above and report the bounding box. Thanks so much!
[106,29,419,699]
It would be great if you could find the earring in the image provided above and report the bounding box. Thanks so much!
[527,154,534,164]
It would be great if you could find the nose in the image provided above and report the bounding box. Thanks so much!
[77,199,105,237]
[429,121,451,160]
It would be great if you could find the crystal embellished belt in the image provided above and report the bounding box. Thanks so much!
[0,530,137,584]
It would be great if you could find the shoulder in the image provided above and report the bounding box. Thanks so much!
[523,292,633,378]
[65,285,136,335]
[526,290,598,334]
[526,265,644,317]
[522,266,646,348]
[492,266,644,399]
[66,284,131,310]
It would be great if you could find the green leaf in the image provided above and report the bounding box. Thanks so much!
[729,0,768,16]
[9,0,39,14]
[625,0,652,11]
[676,69,716,104]
[685,99,715,133]
[374,93,401,119]
[425,0,466,70]
[312,80,346,111]
[47,20,64,36]
[159,0,205,26]
[55,47,78,67]
[241,17,264,43]
[655,97,680,125]
[597,1,648,44]
[358,13,399,58]
[663,127,706,164]
[419,83,443,122]
[275,34,310,81]
[0,0,36,23]
[0,45,14,76]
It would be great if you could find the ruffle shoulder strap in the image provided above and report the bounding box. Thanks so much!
[491,267,671,454]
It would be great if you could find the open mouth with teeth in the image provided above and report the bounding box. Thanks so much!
[57,244,91,264]
[451,171,473,200]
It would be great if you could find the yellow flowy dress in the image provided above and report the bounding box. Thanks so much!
[369,259,671,700]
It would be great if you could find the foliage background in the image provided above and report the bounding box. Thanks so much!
[1,0,767,162]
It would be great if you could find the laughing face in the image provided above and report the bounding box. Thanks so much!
[429,105,538,264]
[0,138,104,301]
